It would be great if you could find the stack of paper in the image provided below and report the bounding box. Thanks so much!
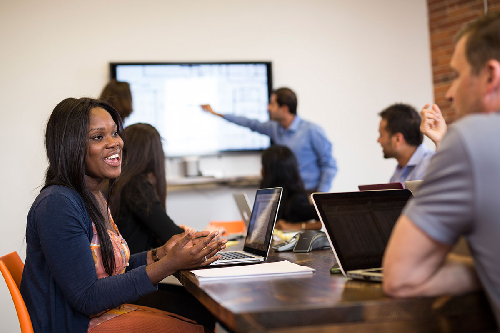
[191,260,314,281]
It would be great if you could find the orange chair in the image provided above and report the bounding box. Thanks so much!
[0,252,34,333]
[208,220,246,237]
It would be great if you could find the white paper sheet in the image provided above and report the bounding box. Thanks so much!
[191,260,314,281]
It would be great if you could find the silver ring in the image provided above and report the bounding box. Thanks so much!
[204,256,207,261]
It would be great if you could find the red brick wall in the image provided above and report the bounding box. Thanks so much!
[427,0,500,121]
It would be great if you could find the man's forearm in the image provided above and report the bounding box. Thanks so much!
[385,254,480,298]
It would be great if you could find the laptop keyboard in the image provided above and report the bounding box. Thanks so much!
[218,252,255,260]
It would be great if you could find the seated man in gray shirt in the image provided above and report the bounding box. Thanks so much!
[383,11,500,327]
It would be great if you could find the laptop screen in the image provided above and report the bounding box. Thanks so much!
[243,187,282,257]
[313,190,412,272]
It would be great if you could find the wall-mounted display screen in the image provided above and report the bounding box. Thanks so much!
[110,62,272,157]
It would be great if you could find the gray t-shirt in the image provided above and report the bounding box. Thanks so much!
[403,112,500,326]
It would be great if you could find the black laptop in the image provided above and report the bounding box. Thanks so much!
[312,189,412,281]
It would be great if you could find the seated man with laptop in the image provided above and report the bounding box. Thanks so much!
[377,103,435,184]
[383,11,500,327]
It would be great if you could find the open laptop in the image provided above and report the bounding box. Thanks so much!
[404,180,423,194]
[312,189,412,281]
[358,182,403,191]
[232,192,252,228]
[210,187,282,266]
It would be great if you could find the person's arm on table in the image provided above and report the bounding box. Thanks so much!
[383,215,480,297]
[384,124,481,298]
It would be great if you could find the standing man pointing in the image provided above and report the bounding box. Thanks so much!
[201,87,337,192]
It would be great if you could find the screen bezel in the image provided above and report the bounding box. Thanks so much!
[109,61,273,157]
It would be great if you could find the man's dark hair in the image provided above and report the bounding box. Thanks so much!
[273,87,297,115]
[44,97,123,276]
[379,103,423,147]
[456,10,500,74]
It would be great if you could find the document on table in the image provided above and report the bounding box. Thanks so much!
[191,260,315,281]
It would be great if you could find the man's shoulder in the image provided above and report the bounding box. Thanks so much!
[296,116,326,132]
[452,112,500,134]
[418,144,436,158]
[446,113,500,149]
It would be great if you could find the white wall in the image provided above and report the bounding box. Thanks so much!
[0,0,433,331]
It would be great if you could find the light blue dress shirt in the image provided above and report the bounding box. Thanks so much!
[223,114,337,192]
[390,144,435,184]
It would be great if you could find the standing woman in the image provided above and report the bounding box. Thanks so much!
[260,145,320,231]
[20,98,225,333]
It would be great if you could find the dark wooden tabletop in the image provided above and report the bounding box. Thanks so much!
[176,248,497,333]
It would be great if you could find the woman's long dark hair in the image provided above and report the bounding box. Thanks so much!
[99,79,133,120]
[260,145,305,195]
[44,97,123,276]
[109,123,167,219]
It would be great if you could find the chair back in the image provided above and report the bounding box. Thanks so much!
[0,252,34,333]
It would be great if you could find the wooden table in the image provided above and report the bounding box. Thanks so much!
[176,249,497,333]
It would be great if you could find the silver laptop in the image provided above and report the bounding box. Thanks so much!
[211,187,282,266]
[312,189,412,281]
[232,192,252,228]
[404,180,423,194]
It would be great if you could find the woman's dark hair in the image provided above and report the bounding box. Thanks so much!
[44,97,123,276]
[260,145,305,195]
[99,79,133,120]
[109,123,167,219]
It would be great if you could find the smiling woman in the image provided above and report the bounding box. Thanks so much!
[85,107,124,187]
[20,97,226,333]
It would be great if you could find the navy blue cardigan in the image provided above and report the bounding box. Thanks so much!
[20,185,157,333]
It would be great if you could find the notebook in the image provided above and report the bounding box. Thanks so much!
[358,182,403,191]
[312,189,412,281]
[210,187,282,266]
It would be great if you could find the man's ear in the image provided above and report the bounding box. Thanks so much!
[392,132,404,146]
[485,59,500,93]
[283,106,291,115]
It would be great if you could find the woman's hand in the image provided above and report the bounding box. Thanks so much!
[204,224,226,239]
[178,224,196,234]
[146,231,227,284]
[161,230,210,255]
[165,231,227,270]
